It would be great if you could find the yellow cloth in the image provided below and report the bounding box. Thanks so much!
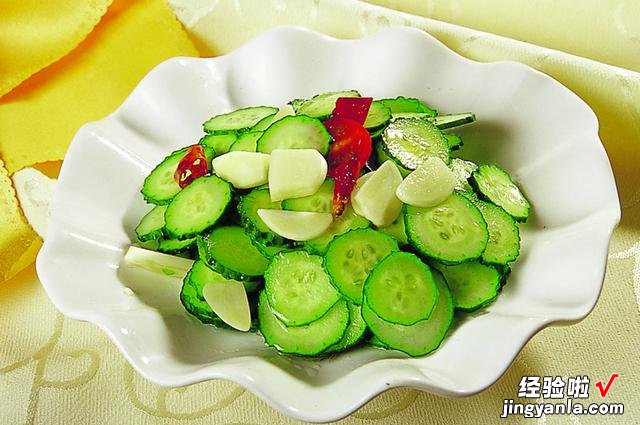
[0,159,41,282]
[2,0,640,424]
[364,0,640,73]
[0,0,199,175]
[0,0,112,96]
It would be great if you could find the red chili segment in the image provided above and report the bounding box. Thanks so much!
[324,115,372,216]
[174,145,209,188]
[332,97,373,125]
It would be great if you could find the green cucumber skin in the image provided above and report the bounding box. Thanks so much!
[295,90,360,120]
[379,96,437,116]
[237,188,283,246]
[474,200,521,266]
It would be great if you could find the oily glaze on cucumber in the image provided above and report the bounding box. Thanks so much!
[199,133,237,156]
[382,117,450,170]
[405,192,489,264]
[157,236,196,254]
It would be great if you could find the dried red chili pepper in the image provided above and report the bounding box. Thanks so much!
[324,114,372,216]
[174,144,209,188]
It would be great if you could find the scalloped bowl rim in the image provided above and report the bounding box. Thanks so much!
[36,26,620,422]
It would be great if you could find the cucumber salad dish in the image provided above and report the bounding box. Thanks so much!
[123,90,531,358]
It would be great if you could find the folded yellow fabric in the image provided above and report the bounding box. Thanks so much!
[0,0,199,174]
[0,0,112,97]
[0,159,41,282]
[0,0,199,282]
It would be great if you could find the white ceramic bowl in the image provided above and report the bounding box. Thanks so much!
[36,26,620,422]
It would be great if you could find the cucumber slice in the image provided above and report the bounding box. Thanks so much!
[202,279,251,331]
[229,131,262,152]
[303,205,370,254]
[474,200,520,265]
[268,149,327,201]
[295,90,360,119]
[250,113,277,132]
[377,214,408,246]
[252,105,295,131]
[362,270,453,356]
[324,228,398,304]
[433,261,500,311]
[363,101,391,130]
[363,251,438,326]
[157,236,196,254]
[264,250,341,326]
[212,151,270,189]
[444,134,463,150]
[164,175,232,239]
[431,113,476,130]
[405,192,489,264]
[180,260,226,326]
[237,188,283,245]
[449,158,478,192]
[395,157,457,208]
[140,147,189,205]
[257,209,333,241]
[324,302,367,353]
[382,118,450,170]
[258,292,349,356]
[374,142,411,177]
[471,164,531,222]
[282,179,334,213]
[256,115,331,155]
[379,96,437,116]
[197,226,270,280]
[135,205,167,242]
[199,133,238,156]
[203,106,278,134]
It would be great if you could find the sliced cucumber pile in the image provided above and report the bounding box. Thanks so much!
[132,90,531,358]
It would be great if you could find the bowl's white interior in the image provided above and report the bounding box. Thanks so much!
[37,27,619,422]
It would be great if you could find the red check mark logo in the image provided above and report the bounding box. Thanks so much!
[595,374,619,398]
